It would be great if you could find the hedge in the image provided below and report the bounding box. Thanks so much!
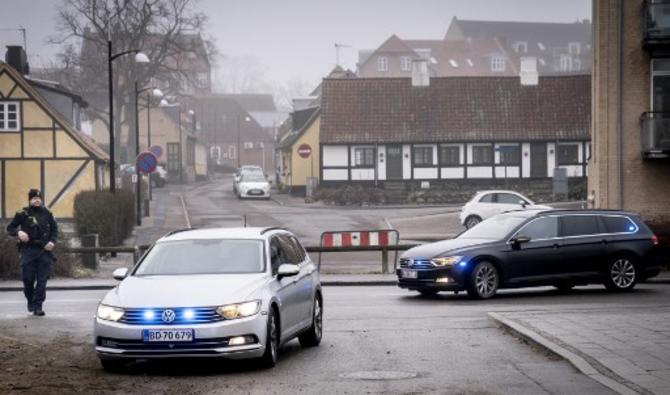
[73,189,135,246]
[0,229,80,280]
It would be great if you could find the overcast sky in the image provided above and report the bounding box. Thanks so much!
[1,0,591,96]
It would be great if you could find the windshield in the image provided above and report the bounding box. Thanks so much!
[134,239,265,275]
[457,214,527,240]
[241,173,266,182]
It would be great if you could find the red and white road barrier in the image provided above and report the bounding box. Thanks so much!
[321,230,399,248]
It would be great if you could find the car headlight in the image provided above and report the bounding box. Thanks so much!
[430,256,463,267]
[97,304,125,322]
[216,300,261,320]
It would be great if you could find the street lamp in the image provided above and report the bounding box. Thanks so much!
[133,84,163,225]
[237,114,251,168]
[107,38,149,192]
[146,88,163,201]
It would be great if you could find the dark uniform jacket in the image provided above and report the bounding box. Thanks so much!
[6,206,58,250]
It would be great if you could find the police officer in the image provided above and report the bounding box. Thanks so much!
[6,189,58,316]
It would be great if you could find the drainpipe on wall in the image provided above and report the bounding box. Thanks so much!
[617,0,624,210]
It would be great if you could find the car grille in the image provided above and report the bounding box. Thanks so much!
[399,258,433,268]
[119,307,224,325]
[97,336,257,351]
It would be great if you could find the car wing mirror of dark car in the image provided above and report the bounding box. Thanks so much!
[510,235,531,247]
[277,263,300,279]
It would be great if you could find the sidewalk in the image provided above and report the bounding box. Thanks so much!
[490,307,670,395]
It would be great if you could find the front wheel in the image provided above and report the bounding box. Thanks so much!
[299,295,323,347]
[604,256,637,291]
[259,308,279,368]
[466,261,499,299]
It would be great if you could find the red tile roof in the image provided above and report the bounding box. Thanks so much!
[320,75,590,144]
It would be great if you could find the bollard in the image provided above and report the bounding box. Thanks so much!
[381,249,389,273]
[80,234,99,270]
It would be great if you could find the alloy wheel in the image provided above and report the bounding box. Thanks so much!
[475,263,498,298]
[314,298,322,340]
[610,258,636,288]
[269,313,278,361]
[466,216,481,228]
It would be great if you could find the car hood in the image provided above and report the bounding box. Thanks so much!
[102,273,268,308]
[403,238,497,259]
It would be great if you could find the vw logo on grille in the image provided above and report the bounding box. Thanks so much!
[161,309,176,323]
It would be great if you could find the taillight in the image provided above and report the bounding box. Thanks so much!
[652,234,659,246]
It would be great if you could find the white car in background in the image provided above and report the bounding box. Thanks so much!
[233,166,264,194]
[459,190,552,228]
[238,172,271,199]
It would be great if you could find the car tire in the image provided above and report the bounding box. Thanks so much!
[418,289,439,297]
[604,255,638,292]
[466,261,499,299]
[465,215,482,229]
[259,307,279,368]
[298,294,323,348]
[100,358,127,373]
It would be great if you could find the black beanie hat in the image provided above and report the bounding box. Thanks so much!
[28,189,42,200]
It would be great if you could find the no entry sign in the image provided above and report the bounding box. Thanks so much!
[149,145,163,158]
[136,151,158,174]
[297,144,312,159]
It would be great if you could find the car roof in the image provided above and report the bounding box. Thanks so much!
[501,208,641,218]
[475,190,527,196]
[157,227,289,242]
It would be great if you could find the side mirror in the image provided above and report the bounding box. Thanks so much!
[277,263,300,279]
[519,200,528,208]
[112,267,128,281]
[510,235,531,248]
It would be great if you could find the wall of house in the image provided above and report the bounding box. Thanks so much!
[590,0,670,225]
[321,141,589,184]
[0,68,101,218]
[288,118,320,187]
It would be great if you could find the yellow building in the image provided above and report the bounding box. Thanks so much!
[0,62,108,219]
[276,106,320,195]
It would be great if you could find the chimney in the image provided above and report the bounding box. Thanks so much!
[5,46,30,75]
[412,58,429,87]
[519,56,538,86]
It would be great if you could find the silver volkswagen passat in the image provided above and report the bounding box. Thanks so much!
[94,227,322,371]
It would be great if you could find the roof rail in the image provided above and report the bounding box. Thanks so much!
[260,226,287,235]
[163,227,196,237]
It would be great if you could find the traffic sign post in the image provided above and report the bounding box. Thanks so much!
[135,151,158,227]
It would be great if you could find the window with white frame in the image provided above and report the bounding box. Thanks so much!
[513,41,528,54]
[557,143,580,165]
[210,146,221,161]
[0,101,20,131]
[244,141,254,149]
[559,54,573,72]
[568,42,581,55]
[439,145,460,166]
[472,145,493,165]
[498,145,521,165]
[413,146,433,166]
[377,56,388,72]
[354,147,375,167]
[228,145,236,159]
[491,56,505,72]
[196,72,209,89]
[400,56,412,71]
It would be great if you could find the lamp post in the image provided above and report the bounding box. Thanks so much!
[237,114,251,168]
[107,38,149,192]
[146,88,163,201]
[133,84,163,225]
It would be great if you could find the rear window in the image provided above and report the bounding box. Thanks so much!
[602,216,638,233]
[560,215,600,237]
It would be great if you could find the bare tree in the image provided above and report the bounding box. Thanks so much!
[212,55,273,94]
[50,0,213,162]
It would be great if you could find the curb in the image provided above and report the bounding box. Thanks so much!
[488,312,641,395]
[0,280,399,292]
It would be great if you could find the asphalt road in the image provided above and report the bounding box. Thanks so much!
[3,284,668,393]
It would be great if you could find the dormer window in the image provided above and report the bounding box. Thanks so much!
[513,41,528,53]
[491,56,506,72]
[377,56,388,72]
[400,56,412,71]
[0,101,20,132]
[569,42,581,55]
